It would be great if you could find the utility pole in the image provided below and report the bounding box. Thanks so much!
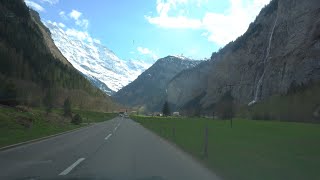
[204,126,209,158]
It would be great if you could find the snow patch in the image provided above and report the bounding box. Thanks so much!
[45,21,152,94]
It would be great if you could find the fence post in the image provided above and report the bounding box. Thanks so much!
[172,127,176,141]
[204,126,209,158]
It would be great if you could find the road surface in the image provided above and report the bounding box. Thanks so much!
[0,117,220,180]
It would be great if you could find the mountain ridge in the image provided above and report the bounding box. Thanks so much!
[44,21,153,95]
[113,56,201,112]
[167,0,320,114]
[0,0,116,111]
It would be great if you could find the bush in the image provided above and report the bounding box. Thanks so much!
[215,91,235,120]
[71,114,82,125]
[237,81,320,122]
[63,97,72,117]
[0,80,18,106]
[43,89,53,114]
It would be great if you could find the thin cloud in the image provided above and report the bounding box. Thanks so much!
[68,10,89,29]
[145,15,201,29]
[201,0,272,45]
[59,11,67,19]
[137,47,159,60]
[58,22,65,28]
[69,10,82,20]
[146,0,271,46]
[39,0,59,5]
[146,0,197,28]
[76,19,89,29]
[65,28,91,41]
[46,20,100,45]
[24,0,45,12]
[137,47,152,54]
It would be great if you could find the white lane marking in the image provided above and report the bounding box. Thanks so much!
[59,158,85,176]
[114,123,121,132]
[105,133,112,140]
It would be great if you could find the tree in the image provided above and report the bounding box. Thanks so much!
[162,101,171,116]
[215,91,235,127]
[63,97,72,117]
[0,80,18,106]
[43,88,53,114]
[71,114,82,125]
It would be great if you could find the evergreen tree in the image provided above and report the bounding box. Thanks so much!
[1,80,18,106]
[215,91,235,120]
[162,101,171,116]
[71,114,82,125]
[43,89,53,114]
[63,97,72,117]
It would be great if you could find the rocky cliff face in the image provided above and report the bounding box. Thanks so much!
[167,0,320,110]
[29,10,72,67]
[113,56,200,112]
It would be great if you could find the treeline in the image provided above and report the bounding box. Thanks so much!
[239,81,320,122]
[0,0,115,111]
[178,80,320,123]
[0,1,95,91]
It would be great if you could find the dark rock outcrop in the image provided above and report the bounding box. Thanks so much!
[167,0,320,110]
[113,56,200,112]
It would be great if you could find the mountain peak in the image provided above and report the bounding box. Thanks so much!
[163,55,192,61]
[44,21,152,94]
[113,56,201,112]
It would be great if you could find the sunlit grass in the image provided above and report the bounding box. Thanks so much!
[0,106,116,148]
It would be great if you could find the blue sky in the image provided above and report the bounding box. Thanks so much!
[25,0,271,61]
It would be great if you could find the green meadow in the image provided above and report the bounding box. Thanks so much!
[132,116,320,180]
[0,106,117,148]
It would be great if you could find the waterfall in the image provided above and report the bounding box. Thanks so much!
[248,14,278,106]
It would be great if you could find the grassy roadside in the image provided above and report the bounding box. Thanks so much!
[0,106,117,148]
[132,116,320,180]
[50,108,117,123]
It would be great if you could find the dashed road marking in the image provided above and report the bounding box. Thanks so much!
[114,123,121,132]
[105,134,112,140]
[59,158,85,176]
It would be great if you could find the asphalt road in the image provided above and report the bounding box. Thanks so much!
[0,117,220,180]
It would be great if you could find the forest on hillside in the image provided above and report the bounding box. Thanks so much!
[0,0,115,111]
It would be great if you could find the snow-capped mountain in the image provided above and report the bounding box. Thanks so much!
[44,21,152,95]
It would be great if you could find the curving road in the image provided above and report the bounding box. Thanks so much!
[0,117,220,180]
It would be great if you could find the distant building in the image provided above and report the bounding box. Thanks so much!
[153,112,163,117]
[130,111,137,115]
[173,112,180,116]
[117,109,127,113]
[117,109,127,117]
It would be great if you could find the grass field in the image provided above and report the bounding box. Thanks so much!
[237,81,320,122]
[0,106,117,148]
[51,108,117,123]
[131,116,320,180]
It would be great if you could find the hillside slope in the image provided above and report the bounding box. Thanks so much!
[167,0,320,112]
[113,56,200,112]
[29,10,72,68]
[45,21,153,95]
[0,0,116,111]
